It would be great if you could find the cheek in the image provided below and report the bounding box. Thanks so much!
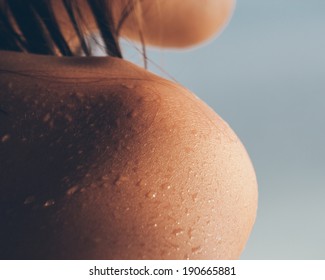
[119,0,236,48]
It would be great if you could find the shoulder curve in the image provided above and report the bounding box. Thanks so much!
[0,52,257,260]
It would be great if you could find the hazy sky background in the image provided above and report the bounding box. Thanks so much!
[121,0,325,259]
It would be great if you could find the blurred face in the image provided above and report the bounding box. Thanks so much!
[54,0,235,49]
[116,0,236,48]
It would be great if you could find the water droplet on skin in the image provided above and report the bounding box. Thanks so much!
[153,223,158,228]
[216,237,222,243]
[43,113,51,123]
[191,193,198,202]
[168,242,180,251]
[167,167,174,173]
[115,118,121,128]
[75,92,84,98]
[76,165,83,170]
[127,110,138,118]
[90,183,97,189]
[43,199,55,207]
[67,156,74,161]
[172,228,184,236]
[187,228,193,239]
[160,183,171,190]
[66,186,79,196]
[24,196,36,205]
[191,246,202,254]
[114,175,128,186]
[191,129,198,136]
[48,120,54,128]
[1,134,10,143]
[145,191,157,199]
[160,250,167,256]
[121,83,135,89]
[136,179,147,187]
[8,82,13,89]
[102,175,109,181]
[65,114,73,123]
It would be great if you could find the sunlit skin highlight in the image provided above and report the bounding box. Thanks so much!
[0,0,257,260]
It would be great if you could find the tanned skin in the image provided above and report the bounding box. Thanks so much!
[0,0,257,259]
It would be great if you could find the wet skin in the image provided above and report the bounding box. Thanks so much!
[0,51,257,259]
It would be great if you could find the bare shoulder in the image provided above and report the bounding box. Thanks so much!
[0,51,165,202]
[0,51,257,260]
[0,50,230,143]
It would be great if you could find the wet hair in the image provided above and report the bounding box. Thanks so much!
[0,0,136,57]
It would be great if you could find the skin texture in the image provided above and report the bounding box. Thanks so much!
[53,0,235,49]
[0,51,257,259]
